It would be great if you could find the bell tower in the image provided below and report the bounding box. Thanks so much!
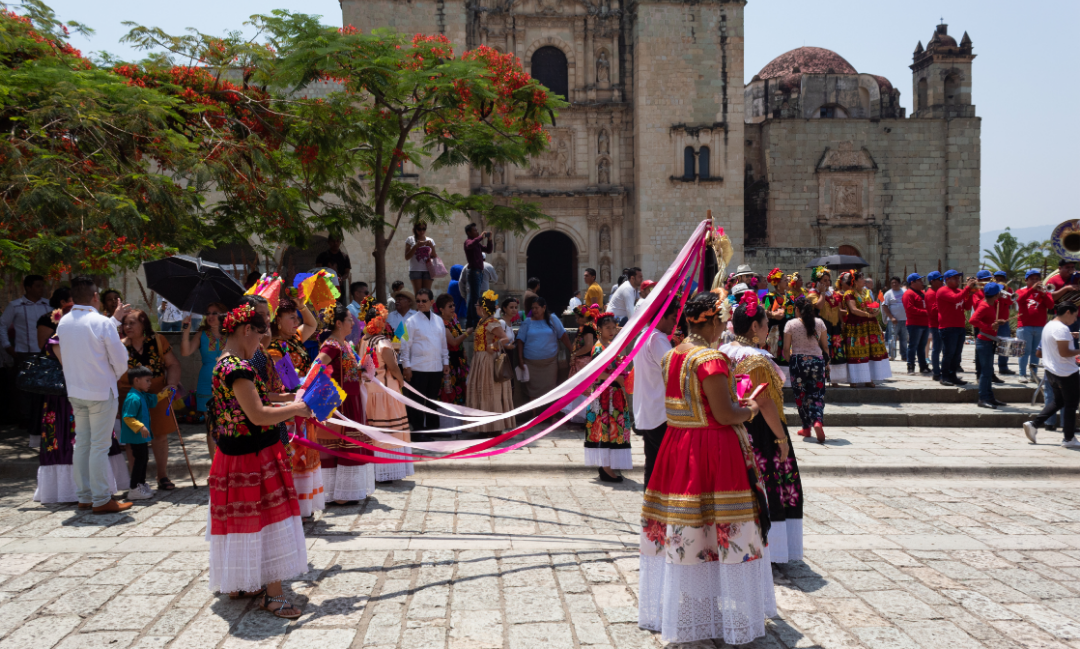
[910,22,976,118]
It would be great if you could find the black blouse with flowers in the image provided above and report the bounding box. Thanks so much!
[209,354,279,456]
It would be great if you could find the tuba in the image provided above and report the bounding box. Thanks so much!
[1045,220,1080,304]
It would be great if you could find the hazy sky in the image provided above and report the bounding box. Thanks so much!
[45,0,1079,234]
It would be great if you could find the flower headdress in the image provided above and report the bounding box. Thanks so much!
[686,300,720,324]
[222,304,258,335]
[318,305,337,330]
[479,289,499,316]
[810,266,829,282]
[738,291,760,317]
[787,271,802,283]
[766,268,784,285]
[364,309,390,336]
[595,311,617,324]
[50,308,63,325]
[573,302,601,322]
[358,295,377,317]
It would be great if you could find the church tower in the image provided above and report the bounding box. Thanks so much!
[910,22,976,118]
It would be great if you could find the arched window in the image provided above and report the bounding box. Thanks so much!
[838,244,861,257]
[683,146,696,180]
[819,104,848,119]
[698,146,710,179]
[531,46,569,101]
[859,87,870,116]
[917,78,928,111]
[944,74,960,105]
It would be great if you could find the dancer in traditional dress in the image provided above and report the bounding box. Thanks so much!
[207,304,310,618]
[313,306,377,501]
[361,302,415,481]
[437,293,470,406]
[465,291,516,433]
[722,291,805,564]
[762,269,789,383]
[563,303,598,425]
[584,312,632,482]
[840,270,891,387]
[807,267,848,387]
[639,292,776,645]
[267,293,324,518]
[783,297,830,444]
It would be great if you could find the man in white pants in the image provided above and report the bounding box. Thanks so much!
[56,276,133,514]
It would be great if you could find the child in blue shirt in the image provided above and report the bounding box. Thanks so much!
[121,366,167,500]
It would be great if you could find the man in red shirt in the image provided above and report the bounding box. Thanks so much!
[936,271,977,386]
[991,270,1016,376]
[970,282,1008,408]
[1045,259,1079,305]
[902,273,931,375]
[1015,269,1055,383]
[926,271,944,380]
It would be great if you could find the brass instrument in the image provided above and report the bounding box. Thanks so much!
[1045,220,1080,305]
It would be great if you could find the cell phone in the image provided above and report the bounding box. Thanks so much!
[748,382,768,400]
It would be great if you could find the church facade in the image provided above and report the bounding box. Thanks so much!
[339,0,979,310]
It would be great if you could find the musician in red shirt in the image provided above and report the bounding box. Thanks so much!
[1045,259,1079,305]
[902,273,930,375]
[989,270,1016,376]
[1015,269,1055,382]
[970,283,1008,409]
[926,271,944,380]
[937,271,977,386]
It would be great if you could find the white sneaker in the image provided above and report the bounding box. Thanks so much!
[1062,439,1080,449]
[1019,376,1029,384]
[128,484,154,500]
[1023,421,1037,444]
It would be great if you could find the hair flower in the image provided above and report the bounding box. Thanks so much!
[739,291,759,317]
[767,268,784,284]
[222,304,257,335]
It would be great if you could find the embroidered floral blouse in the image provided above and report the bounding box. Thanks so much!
[209,354,278,456]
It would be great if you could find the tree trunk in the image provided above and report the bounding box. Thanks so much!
[374,223,388,305]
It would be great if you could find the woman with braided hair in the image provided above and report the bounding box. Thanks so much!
[722,289,805,564]
[361,302,414,481]
[207,304,312,618]
[639,291,775,644]
[584,312,632,482]
[783,296,830,444]
[465,291,516,433]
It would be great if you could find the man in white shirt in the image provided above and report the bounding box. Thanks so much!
[609,267,643,325]
[1,274,50,429]
[400,289,449,432]
[55,276,134,514]
[882,277,907,362]
[634,299,678,488]
[1024,303,1080,447]
[387,290,416,337]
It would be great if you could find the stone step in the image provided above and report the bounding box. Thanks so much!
[783,401,1041,428]
[783,382,1039,405]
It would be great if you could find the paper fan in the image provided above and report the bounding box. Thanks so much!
[300,269,341,310]
[245,274,283,319]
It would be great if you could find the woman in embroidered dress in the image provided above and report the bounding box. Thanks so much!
[118,309,180,491]
[722,290,805,564]
[437,293,471,406]
[762,269,789,378]
[585,312,632,483]
[840,270,891,387]
[783,296,830,444]
[314,305,377,502]
[207,304,311,618]
[465,291,516,433]
[563,303,598,424]
[180,302,226,454]
[639,292,775,645]
[266,293,323,518]
[360,302,414,481]
[807,267,848,387]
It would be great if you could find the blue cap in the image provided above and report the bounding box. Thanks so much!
[943,269,962,279]
[927,271,943,281]
[976,270,993,280]
[906,273,923,284]
[983,282,1002,298]
[993,270,1007,279]
[1026,269,1043,279]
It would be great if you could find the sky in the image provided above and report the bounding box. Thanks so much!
[43,0,1079,234]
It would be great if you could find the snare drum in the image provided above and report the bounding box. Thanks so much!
[995,337,1026,358]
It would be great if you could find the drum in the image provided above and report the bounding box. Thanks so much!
[995,337,1026,358]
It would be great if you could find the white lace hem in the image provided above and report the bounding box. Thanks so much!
[207,516,308,594]
[638,549,777,645]
[828,362,849,384]
[34,457,128,504]
[322,464,376,502]
[847,359,892,383]
[374,449,414,482]
[766,519,804,564]
[583,447,633,470]
[292,469,325,518]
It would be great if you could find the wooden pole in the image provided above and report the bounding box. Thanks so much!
[169,403,198,488]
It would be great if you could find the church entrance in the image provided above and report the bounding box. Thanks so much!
[526,231,577,317]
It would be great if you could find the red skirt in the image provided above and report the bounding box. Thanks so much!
[208,443,301,536]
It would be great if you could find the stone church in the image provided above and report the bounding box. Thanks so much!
[338,0,980,312]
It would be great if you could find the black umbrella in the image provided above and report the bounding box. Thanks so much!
[143,255,247,315]
[806,254,871,271]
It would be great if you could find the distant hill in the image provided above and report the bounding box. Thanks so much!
[980,224,1056,258]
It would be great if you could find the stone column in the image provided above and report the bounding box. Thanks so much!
[587,214,600,277]
[612,215,624,274]
[610,125,620,185]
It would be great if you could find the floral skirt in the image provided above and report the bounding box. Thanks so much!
[442,349,469,405]
[207,442,307,593]
[823,319,849,384]
[639,423,776,644]
[843,315,891,383]
[745,415,803,564]
[584,385,632,470]
[34,396,128,503]
[788,354,826,429]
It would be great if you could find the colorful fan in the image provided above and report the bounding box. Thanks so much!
[299,270,341,310]
[245,274,283,319]
[302,368,346,422]
[393,320,409,344]
[274,353,301,391]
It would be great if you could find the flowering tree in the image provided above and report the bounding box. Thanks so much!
[0,1,204,279]
[123,12,565,301]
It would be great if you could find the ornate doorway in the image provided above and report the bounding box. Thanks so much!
[526,231,577,316]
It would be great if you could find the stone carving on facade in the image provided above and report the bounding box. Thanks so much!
[494,258,507,285]
[596,50,610,85]
[833,182,860,217]
[600,260,611,285]
[597,129,609,155]
[597,158,610,185]
[492,162,505,186]
[530,133,573,177]
[817,143,876,172]
[494,231,505,253]
[535,0,562,14]
[599,225,611,252]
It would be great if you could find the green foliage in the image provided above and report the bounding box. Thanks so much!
[981,229,1043,288]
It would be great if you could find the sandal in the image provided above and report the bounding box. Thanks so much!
[229,587,266,600]
[260,593,302,619]
[157,477,176,491]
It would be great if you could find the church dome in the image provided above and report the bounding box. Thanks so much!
[758,47,858,80]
